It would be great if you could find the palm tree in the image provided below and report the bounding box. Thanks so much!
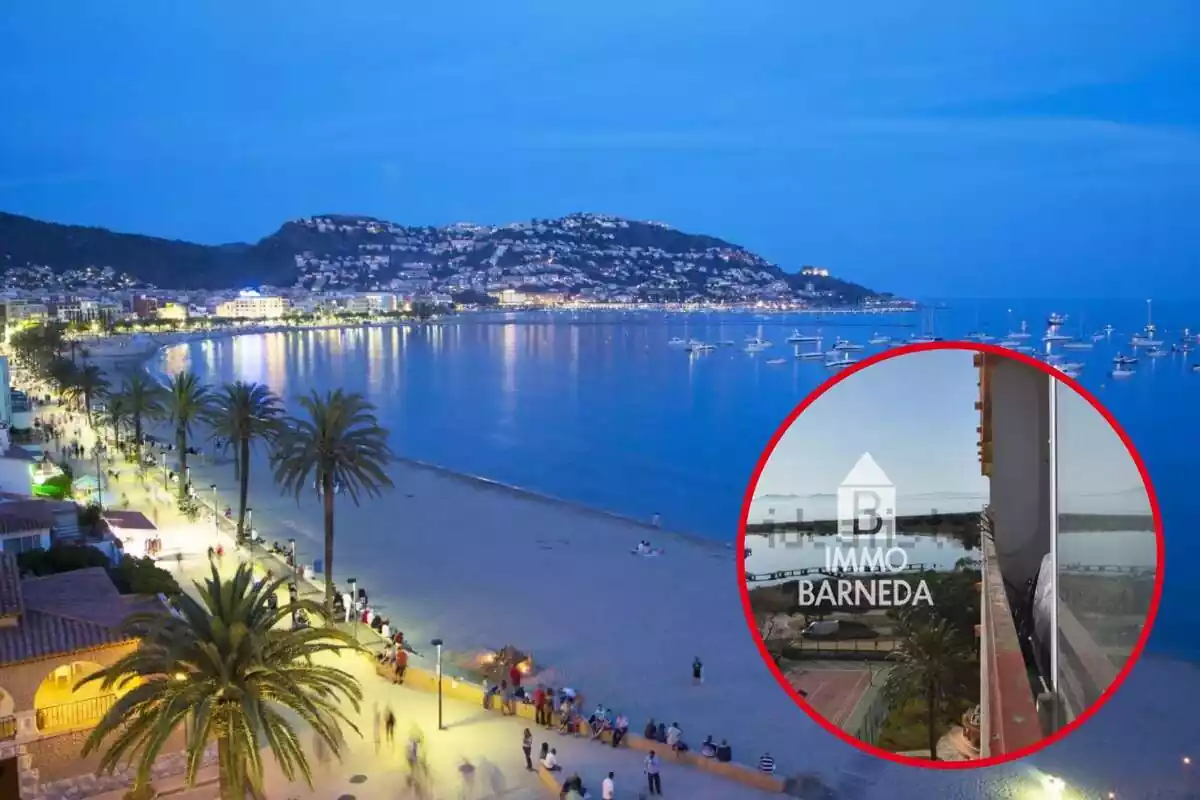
[118,372,166,467]
[46,356,78,396]
[79,563,363,799]
[210,382,284,543]
[272,390,394,612]
[165,371,213,499]
[882,616,975,759]
[100,395,131,449]
[64,363,109,425]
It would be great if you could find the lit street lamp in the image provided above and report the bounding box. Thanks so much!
[431,638,444,730]
[348,578,358,643]
[210,484,218,541]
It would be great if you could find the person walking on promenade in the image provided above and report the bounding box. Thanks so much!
[372,703,381,753]
[644,751,662,795]
[692,656,704,685]
[385,707,396,744]
[522,728,534,770]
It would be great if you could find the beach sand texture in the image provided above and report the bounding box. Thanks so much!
[75,331,1200,796]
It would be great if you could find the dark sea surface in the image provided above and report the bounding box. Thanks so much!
[159,298,1197,660]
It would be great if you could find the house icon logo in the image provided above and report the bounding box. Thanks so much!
[836,452,896,541]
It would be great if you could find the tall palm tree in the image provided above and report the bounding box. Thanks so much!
[118,372,166,467]
[272,390,394,612]
[210,382,284,543]
[46,356,78,396]
[165,371,213,499]
[79,563,363,800]
[882,616,975,759]
[100,395,131,449]
[65,363,109,425]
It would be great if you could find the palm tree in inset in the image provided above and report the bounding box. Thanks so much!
[165,371,213,500]
[272,389,394,612]
[118,371,166,469]
[66,363,109,426]
[882,616,975,760]
[210,381,284,543]
[79,563,363,800]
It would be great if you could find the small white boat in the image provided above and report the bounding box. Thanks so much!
[906,335,936,344]
[1192,363,1200,372]
[1060,368,1081,379]
[1091,332,1106,342]
[1145,347,1168,358]
[1044,332,1072,343]
[1055,361,1085,372]
[825,354,858,369]
[1113,354,1138,366]
[832,338,864,351]
[744,337,772,353]
[716,340,736,347]
[785,329,822,344]
[1104,324,1115,335]
[668,337,687,347]
[687,342,715,352]
[867,333,892,345]
[1061,341,1093,351]
[796,351,825,360]
[967,331,995,342]
[765,358,787,365]
[1015,345,1036,354]
[1048,312,1067,327]
[997,339,1021,349]
[1111,368,1135,378]
[1008,321,1032,340]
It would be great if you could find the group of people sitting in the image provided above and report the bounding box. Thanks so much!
[643,718,734,763]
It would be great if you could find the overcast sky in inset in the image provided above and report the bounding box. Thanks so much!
[752,349,988,519]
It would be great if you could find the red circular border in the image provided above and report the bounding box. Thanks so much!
[735,340,1166,770]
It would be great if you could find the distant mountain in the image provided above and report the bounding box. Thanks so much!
[0,210,888,301]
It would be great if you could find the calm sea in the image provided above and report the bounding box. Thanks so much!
[158,298,1197,658]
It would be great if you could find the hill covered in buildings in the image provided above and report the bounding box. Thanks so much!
[0,210,887,303]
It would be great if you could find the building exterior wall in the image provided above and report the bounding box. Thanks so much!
[986,357,1052,591]
[214,296,286,319]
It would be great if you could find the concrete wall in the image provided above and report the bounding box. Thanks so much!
[987,358,1052,593]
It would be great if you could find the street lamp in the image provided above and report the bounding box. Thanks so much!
[431,638,444,730]
[348,578,358,642]
[210,484,219,541]
[94,444,104,511]
[185,466,191,491]
[288,538,297,585]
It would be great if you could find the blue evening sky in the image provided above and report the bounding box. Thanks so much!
[2,1,1198,297]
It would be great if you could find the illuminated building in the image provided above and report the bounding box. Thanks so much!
[214,291,287,320]
[154,302,190,322]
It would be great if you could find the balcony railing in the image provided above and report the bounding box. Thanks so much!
[0,715,15,741]
[980,534,1043,757]
[35,694,116,733]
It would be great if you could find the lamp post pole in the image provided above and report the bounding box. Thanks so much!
[288,538,297,586]
[210,484,218,543]
[431,638,444,730]
[349,578,358,643]
[94,440,103,510]
[246,507,254,569]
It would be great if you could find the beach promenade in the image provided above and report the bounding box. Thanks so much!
[26,332,1200,799]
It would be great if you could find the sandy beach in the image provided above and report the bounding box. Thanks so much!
[68,330,1200,797]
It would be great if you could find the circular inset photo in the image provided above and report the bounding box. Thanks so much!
[738,342,1163,769]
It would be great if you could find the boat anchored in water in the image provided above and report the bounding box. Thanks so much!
[1113,354,1138,366]
[868,332,892,345]
[765,357,787,365]
[1111,367,1136,378]
[831,337,864,351]
[1047,312,1068,327]
[744,337,772,353]
[1131,299,1162,347]
[825,353,858,369]
[668,337,687,347]
[786,329,822,344]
